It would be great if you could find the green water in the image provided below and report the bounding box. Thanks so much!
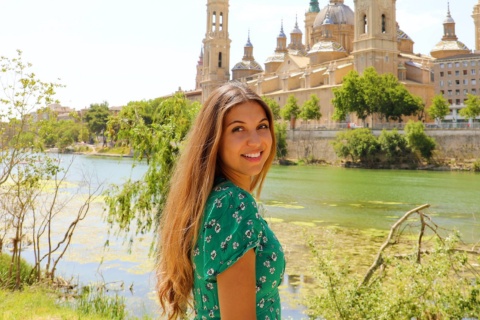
[263,165,479,243]
[26,155,479,318]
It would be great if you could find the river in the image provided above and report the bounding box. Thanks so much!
[21,155,480,319]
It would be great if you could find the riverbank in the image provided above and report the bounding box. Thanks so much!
[285,128,480,172]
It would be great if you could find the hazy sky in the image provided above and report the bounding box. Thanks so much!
[0,0,477,109]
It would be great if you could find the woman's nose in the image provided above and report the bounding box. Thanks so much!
[247,131,261,146]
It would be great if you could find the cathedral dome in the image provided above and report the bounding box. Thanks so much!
[232,60,263,71]
[313,1,354,28]
[430,40,469,54]
[308,41,346,54]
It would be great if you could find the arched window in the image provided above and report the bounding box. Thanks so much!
[212,11,216,32]
[218,52,222,68]
[220,13,223,31]
[382,14,386,33]
[363,15,368,33]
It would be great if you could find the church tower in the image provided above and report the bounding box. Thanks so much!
[473,0,480,51]
[305,0,320,49]
[352,0,399,75]
[201,0,231,101]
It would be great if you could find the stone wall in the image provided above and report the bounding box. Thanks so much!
[286,129,480,163]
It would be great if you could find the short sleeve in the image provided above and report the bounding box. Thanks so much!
[200,185,263,279]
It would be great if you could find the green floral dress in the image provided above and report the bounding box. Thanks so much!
[192,177,285,319]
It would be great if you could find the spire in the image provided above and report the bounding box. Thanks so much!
[442,2,457,40]
[243,31,254,61]
[279,19,286,38]
[245,29,252,47]
[291,14,302,34]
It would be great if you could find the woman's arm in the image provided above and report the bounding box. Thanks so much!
[217,248,257,319]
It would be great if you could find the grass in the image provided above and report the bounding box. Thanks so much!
[0,285,110,320]
[0,253,152,320]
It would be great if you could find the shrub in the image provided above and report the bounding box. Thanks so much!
[378,129,411,163]
[307,232,480,319]
[274,122,288,160]
[404,120,436,160]
[473,159,480,172]
[331,128,379,165]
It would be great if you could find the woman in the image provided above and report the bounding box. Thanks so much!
[157,82,285,319]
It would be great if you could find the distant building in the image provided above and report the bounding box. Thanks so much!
[179,0,480,127]
[430,3,480,124]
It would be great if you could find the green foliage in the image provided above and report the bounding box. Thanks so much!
[300,94,322,121]
[428,94,450,121]
[331,128,379,165]
[262,96,281,120]
[0,253,35,290]
[473,159,480,172]
[404,120,436,160]
[83,101,110,137]
[105,93,200,239]
[280,94,300,121]
[307,233,480,319]
[274,122,288,160]
[460,94,480,121]
[378,129,411,163]
[332,67,423,123]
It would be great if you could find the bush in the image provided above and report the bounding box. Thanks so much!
[274,122,288,160]
[307,232,480,319]
[473,159,480,172]
[404,120,436,160]
[378,129,411,164]
[331,128,379,165]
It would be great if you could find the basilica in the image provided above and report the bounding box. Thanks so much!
[189,0,478,126]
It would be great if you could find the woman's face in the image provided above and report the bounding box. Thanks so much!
[218,101,272,191]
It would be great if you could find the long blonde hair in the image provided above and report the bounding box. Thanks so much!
[156,82,276,319]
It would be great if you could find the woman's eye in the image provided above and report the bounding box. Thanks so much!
[258,124,269,130]
[232,127,244,132]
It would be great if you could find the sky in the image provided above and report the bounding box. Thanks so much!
[0,0,477,109]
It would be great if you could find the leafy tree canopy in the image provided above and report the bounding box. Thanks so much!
[281,94,300,121]
[300,94,322,121]
[83,101,110,136]
[262,96,281,120]
[332,67,423,123]
[428,94,450,122]
[105,93,200,240]
[459,94,480,121]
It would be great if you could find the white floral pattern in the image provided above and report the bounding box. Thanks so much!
[192,178,285,319]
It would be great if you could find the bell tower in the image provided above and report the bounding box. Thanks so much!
[201,0,232,102]
[473,0,480,51]
[352,0,399,75]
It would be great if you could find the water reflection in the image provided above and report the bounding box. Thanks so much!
[17,155,479,319]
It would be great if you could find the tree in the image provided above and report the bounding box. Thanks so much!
[0,50,101,288]
[332,67,423,123]
[281,95,300,123]
[332,70,369,122]
[404,120,436,160]
[262,96,281,120]
[83,101,110,142]
[428,94,450,122]
[105,93,200,241]
[459,94,480,122]
[300,94,322,121]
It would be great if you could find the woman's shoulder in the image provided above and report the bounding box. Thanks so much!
[205,178,258,219]
[209,178,254,202]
